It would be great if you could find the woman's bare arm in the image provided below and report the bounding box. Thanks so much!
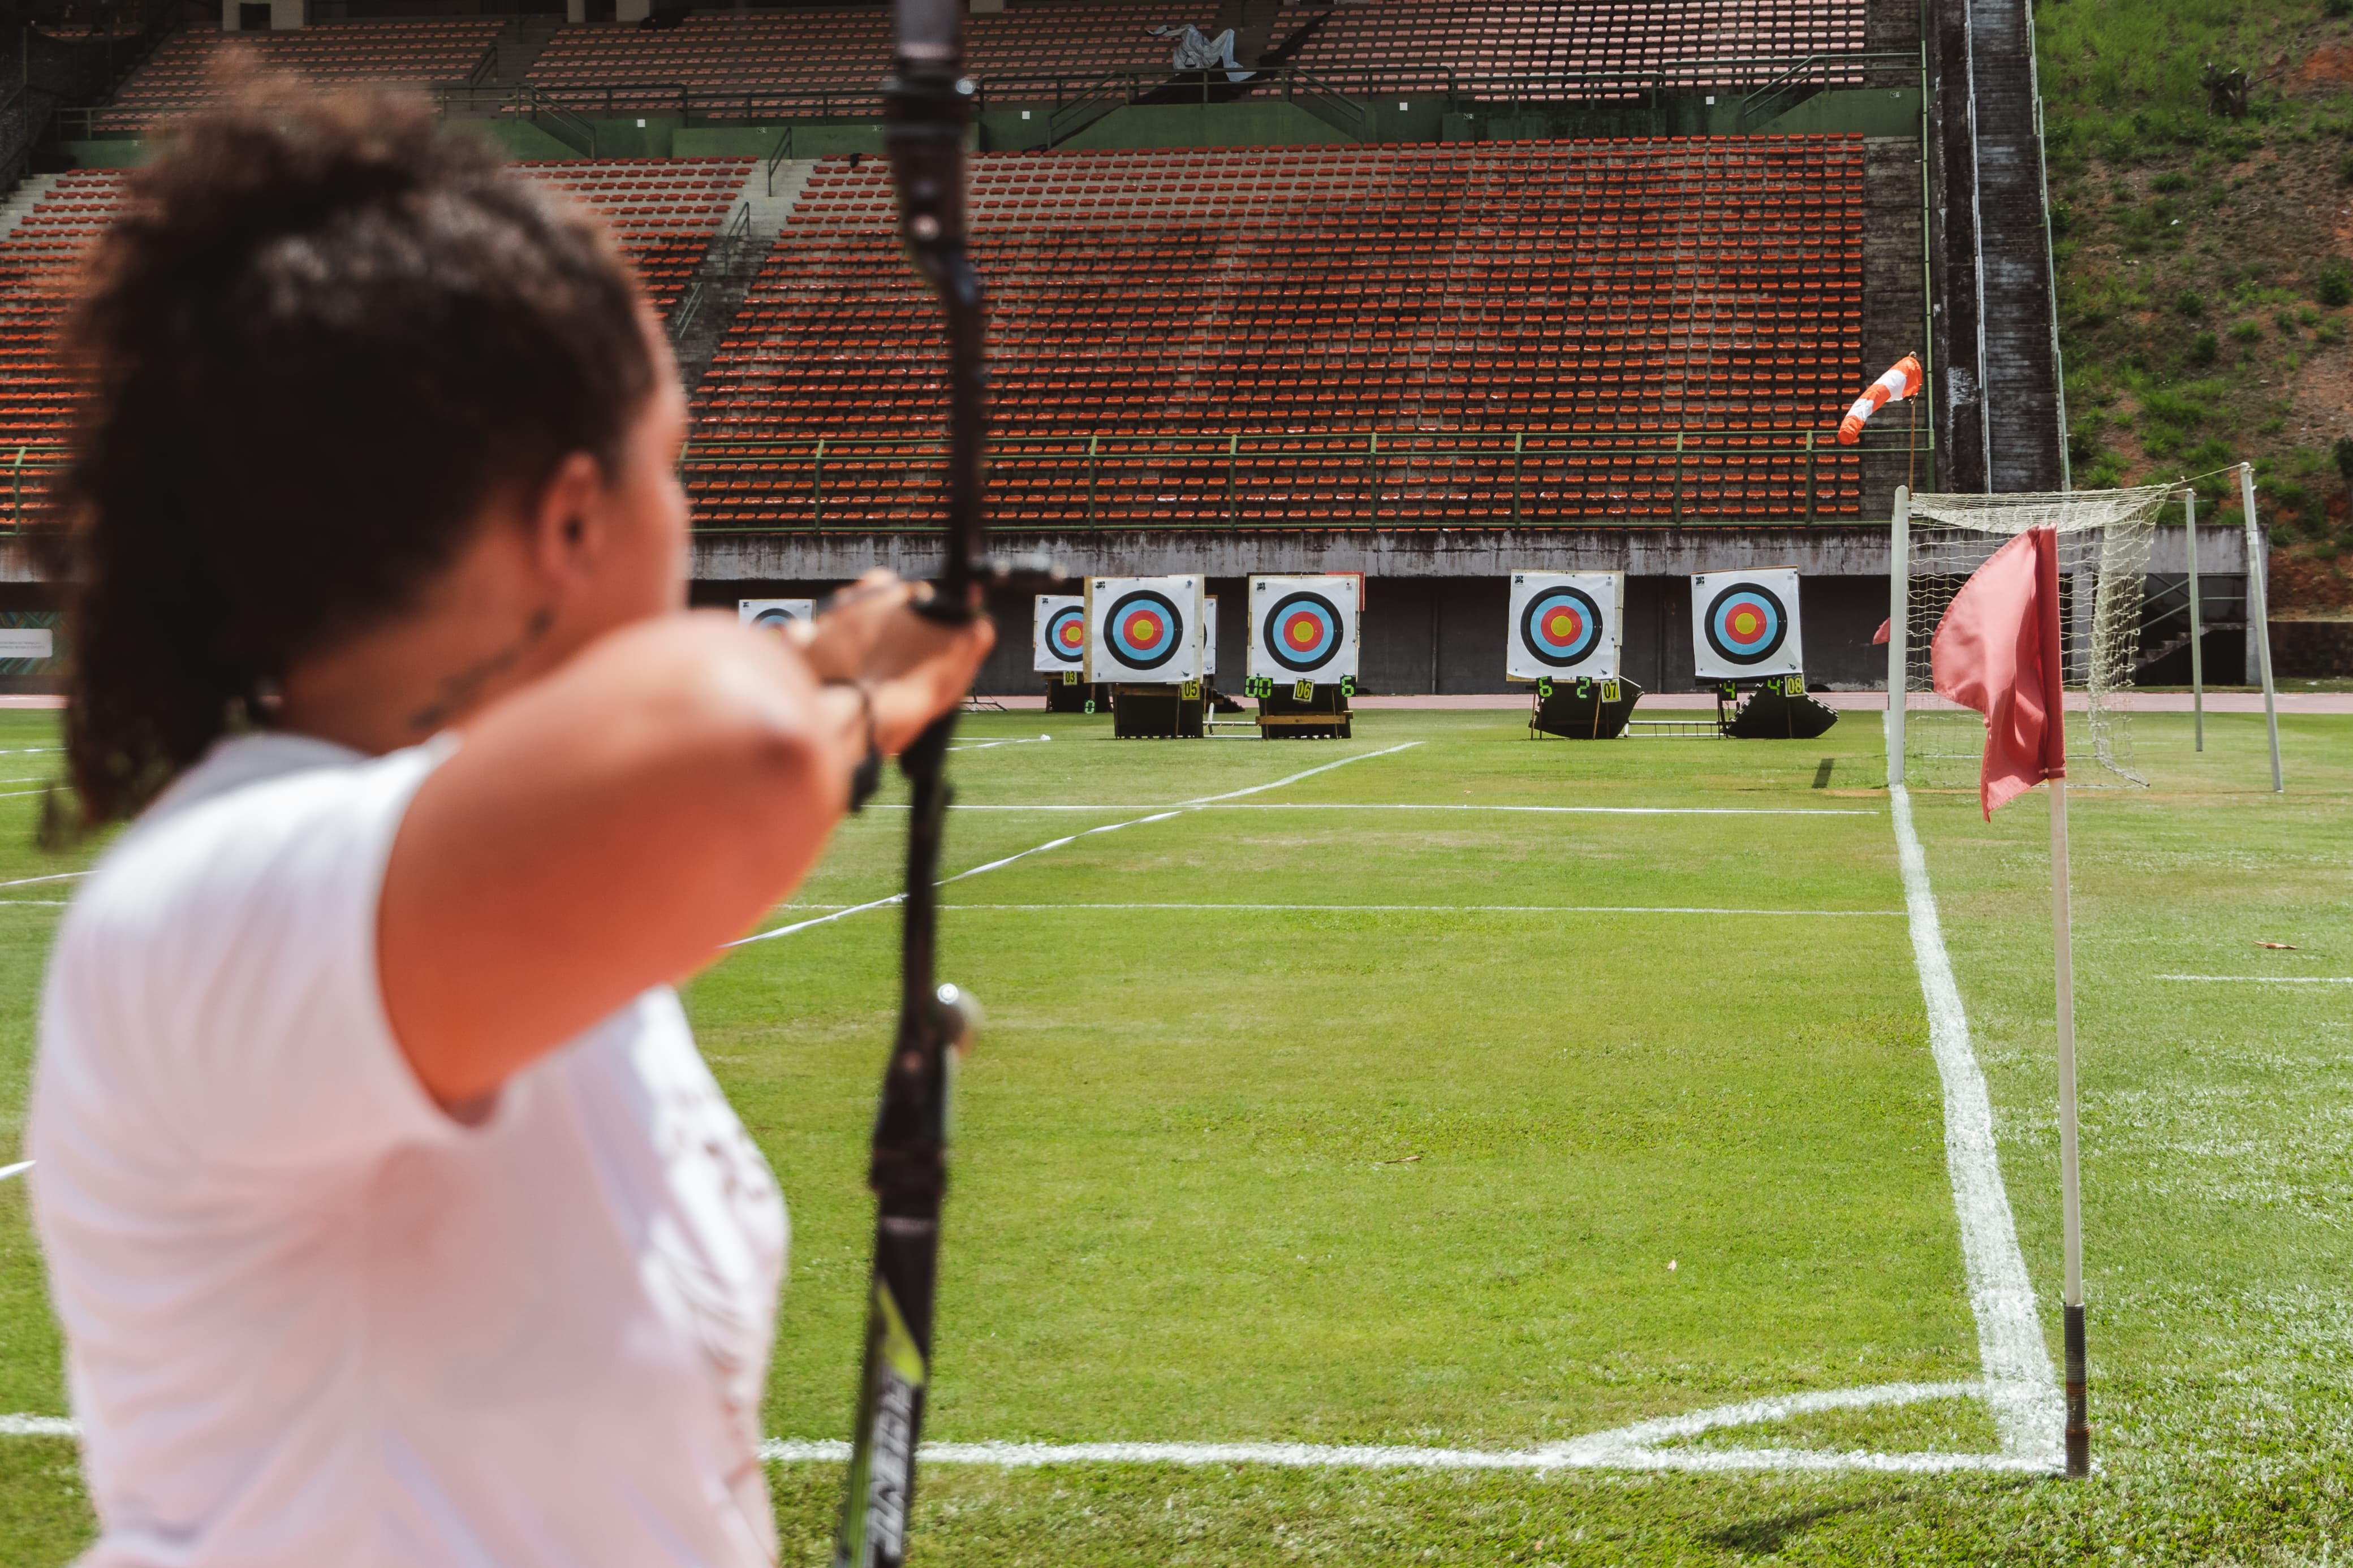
[378,605,986,1110]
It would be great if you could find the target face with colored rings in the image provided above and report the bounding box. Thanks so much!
[1519,586,1605,668]
[1703,584,1790,666]
[1044,604,1085,665]
[751,607,799,632]
[1104,589,1185,669]
[1261,591,1344,673]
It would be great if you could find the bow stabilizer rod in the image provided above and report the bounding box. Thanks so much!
[830,3,988,1565]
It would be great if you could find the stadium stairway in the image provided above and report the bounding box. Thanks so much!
[1925,0,2064,493]
[670,157,818,391]
[0,175,67,242]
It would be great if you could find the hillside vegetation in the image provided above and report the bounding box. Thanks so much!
[2037,0,2353,612]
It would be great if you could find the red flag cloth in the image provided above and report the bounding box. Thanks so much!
[1930,526,2066,819]
[1872,618,1891,646]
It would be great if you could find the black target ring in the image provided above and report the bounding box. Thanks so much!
[1702,582,1791,667]
[1102,589,1186,671]
[1518,585,1606,669]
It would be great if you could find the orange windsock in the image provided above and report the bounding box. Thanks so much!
[1837,355,1924,446]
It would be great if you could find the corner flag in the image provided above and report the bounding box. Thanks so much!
[1927,520,2092,1479]
[1930,525,2065,819]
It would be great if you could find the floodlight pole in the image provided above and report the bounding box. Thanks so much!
[1886,485,1911,787]
[2184,489,2203,752]
[2237,463,2283,792]
[2050,777,2088,1478]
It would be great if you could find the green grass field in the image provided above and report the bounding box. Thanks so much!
[0,705,2349,1563]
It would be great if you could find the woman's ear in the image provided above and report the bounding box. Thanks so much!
[529,452,605,582]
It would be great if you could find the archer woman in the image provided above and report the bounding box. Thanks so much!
[29,84,990,1567]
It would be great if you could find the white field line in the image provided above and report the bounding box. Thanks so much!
[1889,784,2063,1466]
[2,1381,2046,1474]
[937,904,1903,918]
[1199,804,1881,817]
[0,788,50,801]
[0,900,68,906]
[0,1160,29,1181]
[733,746,1423,945]
[1176,742,1423,805]
[949,736,1053,752]
[0,872,83,889]
[2158,975,2353,984]
[866,802,1874,816]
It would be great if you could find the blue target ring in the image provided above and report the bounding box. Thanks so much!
[1104,589,1185,671]
[1519,586,1605,668]
[1262,590,1343,674]
[1703,584,1789,666]
[752,607,801,632]
[1044,604,1086,666]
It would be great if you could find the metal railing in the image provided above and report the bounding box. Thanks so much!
[678,425,1913,533]
[407,53,1923,132]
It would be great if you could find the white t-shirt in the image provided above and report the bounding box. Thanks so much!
[31,733,788,1568]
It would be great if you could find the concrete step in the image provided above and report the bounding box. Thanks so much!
[0,174,67,241]
[492,18,561,85]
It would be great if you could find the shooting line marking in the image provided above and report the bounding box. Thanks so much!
[948,736,1054,752]
[2157,975,2353,985]
[869,802,1874,816]
[0,1381,2041,1474]
[0,872,82,889]
[1890,784,2063,1467]
[937,903,1903,918]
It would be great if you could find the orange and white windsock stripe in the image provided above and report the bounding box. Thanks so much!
[1837,354,1924,446]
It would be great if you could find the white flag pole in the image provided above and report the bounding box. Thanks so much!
[2238,462,2283,792]
[1886,486,1911,786]
[2184,489,2203,753]
[2050,776,2088,1478]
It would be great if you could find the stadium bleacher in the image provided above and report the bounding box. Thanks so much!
[692,137,1865,528]
[0,161,751,446]
[1291,0,1869,93]
[526,2,1180,115]
[92,20,505,131]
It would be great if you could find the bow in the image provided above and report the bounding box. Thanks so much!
[830,1,988,1563]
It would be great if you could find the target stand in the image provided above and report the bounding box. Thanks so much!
[1527,675,1643,740]
[1721,677,1839,740]
[1114,682,1206,739]
[1248,677,1353,740]
[1043,673,1115,715]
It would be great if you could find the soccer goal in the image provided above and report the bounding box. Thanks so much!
[1885,483,2178,791]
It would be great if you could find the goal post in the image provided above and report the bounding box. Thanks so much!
[1886,484,2175,792]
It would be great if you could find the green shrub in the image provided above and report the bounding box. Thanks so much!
[2188,331,2220,365]
[2320,266,2352,308]
[2321,319,2346,344]
[2175,288,2207,317]
[2150,171,2192,193]
[2330,0,2352,18]
[2230,319,2264,343]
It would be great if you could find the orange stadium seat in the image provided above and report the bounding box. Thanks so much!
[693,137,1866,528]
[93,21,507,131]
[0,160,753,452]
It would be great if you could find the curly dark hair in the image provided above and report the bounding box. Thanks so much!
[52,77,658,823]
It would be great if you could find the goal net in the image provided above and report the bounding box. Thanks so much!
[1890,484,2175,790]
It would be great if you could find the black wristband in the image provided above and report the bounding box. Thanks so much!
[829,679,883,813]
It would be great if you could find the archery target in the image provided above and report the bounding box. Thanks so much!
[739,598,815,633]
[1691,568,1804,680]
[1085,575,1204,683]
[1247,574,1360,682]
[1033,595,1086,672]
[1506,572,1622,681]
